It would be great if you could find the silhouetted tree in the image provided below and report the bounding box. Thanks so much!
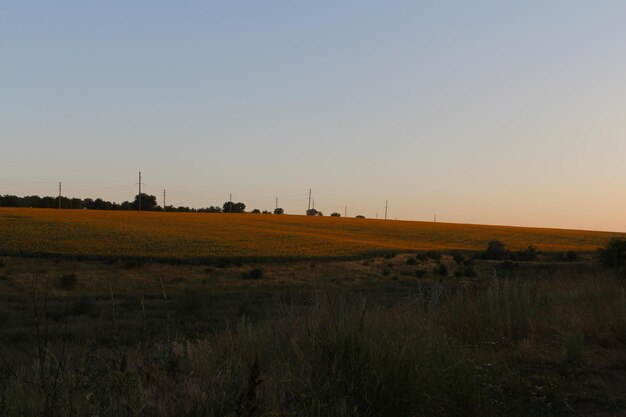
[132,194,158,211]
[251,209,261,214]
[599,238,626,269]
[273,208,284,215]
[330,212,341,217]
[356,215,365,218]
[223,201,246,213]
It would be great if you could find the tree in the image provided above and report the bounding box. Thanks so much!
[223,201,246,213]
[484,240,507,260]
[356,215,365,218]
[132,194,158,211]
[330,212,341,217]
[273,208,284,215]
[599,238,626,268]
[251,209,261,214]
[306,208,323,216]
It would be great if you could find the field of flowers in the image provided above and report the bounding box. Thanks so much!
[0,207,622,261]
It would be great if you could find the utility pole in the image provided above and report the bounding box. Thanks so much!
[275,197,278,211]
[376,212,378,219]
[434,214,437,223]
[163,189,166,212]
[58,182,62,209]
[384,200,388,220]
[308,188,312,211]
[344,205,347,218]
[137,171,143,213]
[229,193,232,213]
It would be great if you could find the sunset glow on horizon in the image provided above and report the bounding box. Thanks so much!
[3,1,626,232]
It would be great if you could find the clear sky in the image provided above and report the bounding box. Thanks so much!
[2,1,626,232]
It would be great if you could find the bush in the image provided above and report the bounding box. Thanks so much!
[598,238,626,268]
[415,269,427,278]
[451,251,465,264]
[330,212,341,217]
[484,241,508,260]
[355,215,365,218]
[416,253,427,262]
[406,258,417,266]
[58,274,77,290]
[251,209,261,214]
[273,208,284,215]
[514,246,538,262]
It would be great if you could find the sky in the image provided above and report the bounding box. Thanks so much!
[2,1,626,232]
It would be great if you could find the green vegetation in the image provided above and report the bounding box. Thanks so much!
[0,240,625,416]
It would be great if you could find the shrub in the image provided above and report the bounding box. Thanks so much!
[416,253,427,262]
[415,269,427,278]
[330,212,341,217]
[406,258,417,266]
[251,209,261,214]
[382,268,391,276]
[58,273,77,290]
[355,215,365,218]
[598,238,626,268]
[485,241,507,260]
[273,208,284,215]
[451,251,465,264]
[515,246,538,262]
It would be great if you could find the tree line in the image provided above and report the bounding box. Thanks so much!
[0,194,373,217]
[0,193,287,214]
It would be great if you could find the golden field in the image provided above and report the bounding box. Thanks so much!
[0,207,623,260]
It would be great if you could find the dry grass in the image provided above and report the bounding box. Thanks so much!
[1,208,623,261]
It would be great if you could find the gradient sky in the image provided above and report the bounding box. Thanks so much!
[2,1,626,231]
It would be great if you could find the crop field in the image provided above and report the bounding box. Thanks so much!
[1,207,622,261]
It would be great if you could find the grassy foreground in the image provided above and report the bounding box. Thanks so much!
[1,264,625,417]
[1,208,623,261]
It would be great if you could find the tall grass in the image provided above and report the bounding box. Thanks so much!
[2,273,625,417]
